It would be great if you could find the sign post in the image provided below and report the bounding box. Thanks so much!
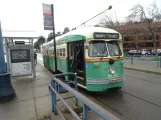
[42,3,57,72]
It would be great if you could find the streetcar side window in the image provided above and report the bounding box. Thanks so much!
[57,49,59,56]
[49,50,51,55]
[63,48,65,56]
[60,49,62,56]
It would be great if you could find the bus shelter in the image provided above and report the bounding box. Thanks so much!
[2,31,38,78]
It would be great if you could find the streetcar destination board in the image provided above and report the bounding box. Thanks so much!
[93,33,119,39]
[10,49,31,63]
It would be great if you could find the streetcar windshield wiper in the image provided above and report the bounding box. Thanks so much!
[100,46,107,60]
[118,49,121,60]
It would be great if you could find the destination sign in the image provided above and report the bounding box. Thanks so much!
[10,49,31,63]
[93,33,119,39]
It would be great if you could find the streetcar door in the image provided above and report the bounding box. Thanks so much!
[68,43,76,73]
[75,41,85,86]
[68,41,85,86]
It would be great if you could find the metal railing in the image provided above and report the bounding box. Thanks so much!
[129,56,161,68]
[49,73,111,120]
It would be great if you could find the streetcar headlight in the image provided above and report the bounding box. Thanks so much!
[110,68,115,74]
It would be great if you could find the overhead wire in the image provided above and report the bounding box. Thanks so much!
[112,0,125,6]
[74,0,126,29]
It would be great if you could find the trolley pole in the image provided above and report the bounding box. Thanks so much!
[51,4,57,72]
[74,5,112,29]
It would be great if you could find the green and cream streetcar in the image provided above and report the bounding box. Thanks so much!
[42,27,124,91]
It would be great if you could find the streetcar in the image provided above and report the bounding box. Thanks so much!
[42,27,124,92]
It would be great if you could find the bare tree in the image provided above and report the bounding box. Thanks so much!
[126,1,161,55]
[97,10,122,30]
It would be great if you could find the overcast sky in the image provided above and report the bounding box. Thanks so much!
[0,0,161,38]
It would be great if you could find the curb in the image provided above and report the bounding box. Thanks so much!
[124,67,161,75]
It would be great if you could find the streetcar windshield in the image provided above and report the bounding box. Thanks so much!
[88,41,122,57]
[88,41,108,57]
[106,41,122,56]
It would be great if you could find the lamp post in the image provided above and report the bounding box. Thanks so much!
[0,22,16,103]
[73,5,112,29]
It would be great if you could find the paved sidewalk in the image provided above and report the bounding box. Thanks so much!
[0,62,120,120]
[0,63,54,120]
[124,58,161,75]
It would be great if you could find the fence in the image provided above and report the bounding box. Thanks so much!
[49,73,111,120]
[127,56,161,68]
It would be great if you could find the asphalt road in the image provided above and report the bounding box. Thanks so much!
[37,53,161,120]
[84,70,161,120]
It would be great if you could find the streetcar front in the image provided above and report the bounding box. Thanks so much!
[85,32,124,91]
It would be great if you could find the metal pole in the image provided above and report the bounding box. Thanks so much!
[83,104,88,120]
[0,22,16,103]
[157,57,159,67]
[5,38,10,73]
[131,56,133,64]
[32,38,36,78]
[160,56,161,68]
[51,4,57,72]
[0,23,6,73]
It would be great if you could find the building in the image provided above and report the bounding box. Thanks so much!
[117,22,161,52]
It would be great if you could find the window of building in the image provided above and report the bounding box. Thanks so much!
[156,35,159,40]
[145,43,153,47]
[143,35,148,40]
[156,27,161,32]
[124,36,135,41]
[138,36,143,40]
[156,42,160,47]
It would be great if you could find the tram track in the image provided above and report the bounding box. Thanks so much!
[90,95,130,120]
[119,90,161,107]
[78,89,130,120]
[124,74,161,84]
[79,87,161,120]
[37,55,161,120]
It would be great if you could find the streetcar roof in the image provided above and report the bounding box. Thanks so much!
[42,27,122,47]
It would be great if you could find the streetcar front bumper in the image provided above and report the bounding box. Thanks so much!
[86,76,124,91]
[87,76,123,85]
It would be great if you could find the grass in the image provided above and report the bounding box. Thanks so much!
[62,105,83,113]
[152,56,160,61]
[37,114,51,120]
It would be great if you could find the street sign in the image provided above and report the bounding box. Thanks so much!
[42,3,53,30]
